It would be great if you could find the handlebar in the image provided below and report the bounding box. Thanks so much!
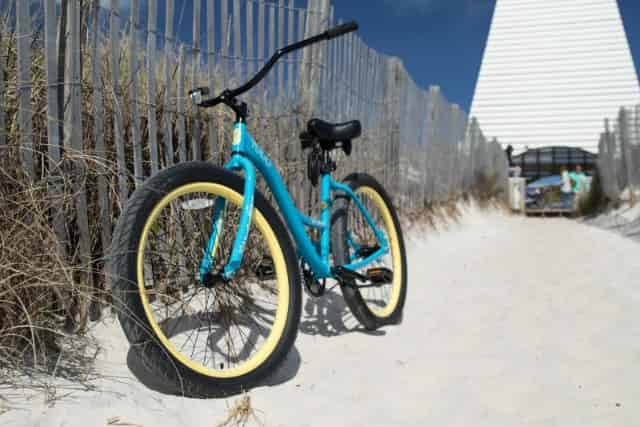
[326,21,359,39]
[193,21,359,108]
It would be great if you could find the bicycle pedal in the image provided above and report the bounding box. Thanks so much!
[333,266,368,283]
[366,267,393,285]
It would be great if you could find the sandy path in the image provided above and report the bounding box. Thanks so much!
[4,207,640,426]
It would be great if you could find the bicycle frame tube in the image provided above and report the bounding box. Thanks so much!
[203,122,388,280]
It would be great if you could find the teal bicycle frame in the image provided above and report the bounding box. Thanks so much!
[199,121,389,282]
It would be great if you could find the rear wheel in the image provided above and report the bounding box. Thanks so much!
[110,162,301,397]
[331,173,407,330]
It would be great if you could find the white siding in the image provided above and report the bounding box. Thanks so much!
[470,0,640,154]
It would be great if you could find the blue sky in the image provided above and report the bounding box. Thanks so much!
[332,0,640,112]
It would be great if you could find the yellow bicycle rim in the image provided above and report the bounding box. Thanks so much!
[356,186,402,318]
[136,182,289,378]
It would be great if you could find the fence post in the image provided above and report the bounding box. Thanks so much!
[0,24,6,147]
[287,0,295,98]
[43,0,68,256]
[618,107,636,203]
[220,0,228,89]
[233,0,242,82]
[448,104,461,197]
[191,0,202,160]
[424,85,441,207]
[604,118,620,200]
[383,57,400,202]
[177,44,187,162]
[268,3,276,99]
[467,117,480,193]
[147,0,160,174]
[111,0,128,201]
[257,0,265,99]
[130,0,143,185]
[163,0,175,166]
[67,0,94,327]
[300,0,329,117]
[207,0,217,162]
[89,0,111,274]
[16,0,34,177]
[277,0,285,99]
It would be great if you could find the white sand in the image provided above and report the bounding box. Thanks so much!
[3,204,640,426]
[583,200,640,243]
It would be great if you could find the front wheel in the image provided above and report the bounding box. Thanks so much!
[331,173,407,330]
[109,162,301,397]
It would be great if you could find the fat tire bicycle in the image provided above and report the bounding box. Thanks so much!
[110,21,407,397]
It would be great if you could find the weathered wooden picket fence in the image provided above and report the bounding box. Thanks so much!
[597,105,640,202]
[0,0,507,306]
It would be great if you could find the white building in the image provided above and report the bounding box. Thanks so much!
[470,0,640,154]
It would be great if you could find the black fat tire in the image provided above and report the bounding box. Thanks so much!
[331,173,407,330]
[109,161,301,397]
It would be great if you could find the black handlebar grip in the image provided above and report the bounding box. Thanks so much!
[326,21,359,39]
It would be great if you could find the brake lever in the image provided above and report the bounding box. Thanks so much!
[188,86,210,105]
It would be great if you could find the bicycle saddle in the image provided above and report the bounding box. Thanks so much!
[307,119,361,142]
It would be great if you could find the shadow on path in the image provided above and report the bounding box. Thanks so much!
[126,344,302,398]
[298,288,385,337]
[126,289,385,397]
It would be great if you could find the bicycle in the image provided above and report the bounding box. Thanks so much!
[110,21,407,397]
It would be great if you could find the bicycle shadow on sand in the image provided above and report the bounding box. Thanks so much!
[126,289,383,397]
[126,343,302,398]
[298,288,386,337]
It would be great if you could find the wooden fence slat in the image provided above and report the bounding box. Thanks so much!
[287,0,294,98]
[207,0,217,162]
[43,0,67,254]
[246,0,254,84]
[276,1,286,175]
[0,25,5,147]
[16,0,34,177]
[346,32,355,118]
[351,36,360,170]
[89,0,111,264]
[111,0,128,201]
[285,0,295,193]
[43,0,60,166]
[341,24,349,119]
[130,0,143,185]
[311,0,329,115]
[277,0,285,99]
[297,7,305,85]
[300,0,319,214]
[220,0,228,88]
[299,1,312,105]
[192,0,201,160]
[68,0,94,324]
[147,0,160,174]
[268,3,276,97]
[233,0,241,81]
[331,18,340,121]
[267,3,277,172]
[257,0,265,99]
[177,44,187,162]
[163,0,175,166]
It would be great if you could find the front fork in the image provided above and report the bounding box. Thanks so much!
[198,154,256,282]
